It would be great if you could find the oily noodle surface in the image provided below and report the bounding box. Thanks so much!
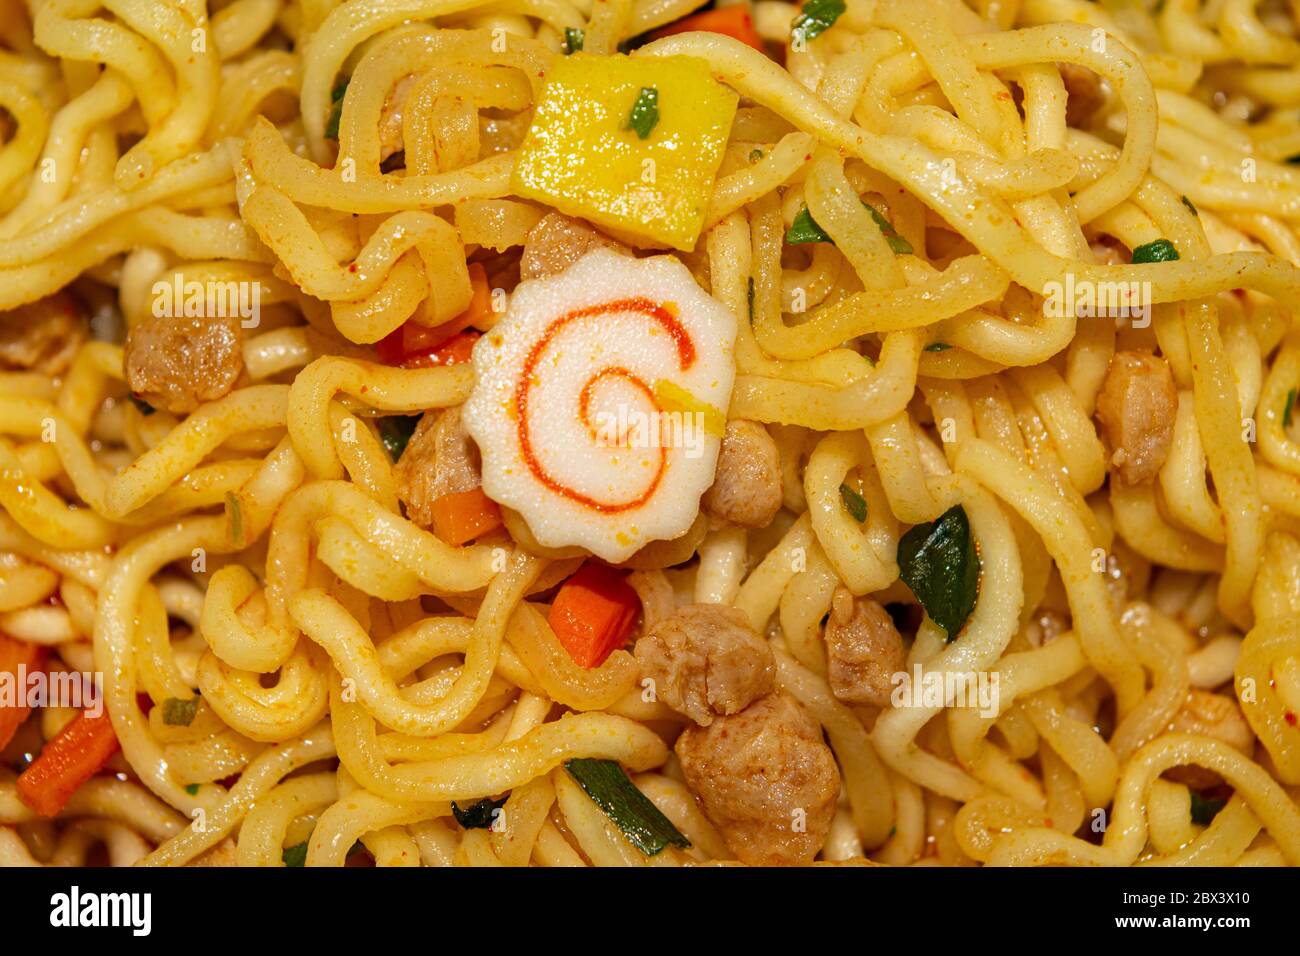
[0,0,1299,867]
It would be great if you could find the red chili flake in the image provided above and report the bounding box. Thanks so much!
[1285,711,1297,727]
[348,263,358,273]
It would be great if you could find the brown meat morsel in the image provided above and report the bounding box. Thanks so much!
[185,837,238,866]
[0,291,87,376]
[519,212,630,281]
[393,405,481,529]
[823,588,907,708]
[634,603,775,725]
[1060,62,1105,128]
[675,692,840,865]
[124,314,244,415]
[1095,350,1177,484]
[1164,689,1255,789]
[700,419,782,529]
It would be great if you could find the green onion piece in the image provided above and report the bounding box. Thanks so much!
[185,783,200,796]
[839,483,867,523]
[897,504,980,640]
[129,395,155,416]
[564,758,690,855]
[1131,238,1179,263]
[791,0,846,45]
[162,696,199,727]
[1181,195,1198,216]
[924,342,952,352]
[451,796,508,830]
[863,202,913,254]
[786,205,831,244]
[225,492,243,545]
[786,201,911,253]
[564,27,584,53]
[325,79,348,140]
[747,277,756,322]
[626,87,659,140]
[377,415,420,462]
[1189,792,1226,826]
[282,842,309,867]
[1286,388,1296,429]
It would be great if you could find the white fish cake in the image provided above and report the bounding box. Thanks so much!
[464,248,737,562]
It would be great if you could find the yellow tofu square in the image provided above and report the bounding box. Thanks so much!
[511,53,738,251]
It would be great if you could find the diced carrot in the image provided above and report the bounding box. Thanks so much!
[460,261,494,327]
[547,563,641,668]
[429,486,503,545]
[376,263,492,366]
[16,708,120,818]
[376,319,440,365]
[402,330,481,369]
[0,633,47,751]
[649,6,766,51]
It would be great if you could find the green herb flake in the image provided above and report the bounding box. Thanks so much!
[377,415,420,462]
[924,342,952,352]
[451,795,508,830]
[749,148,764,162]
[282,841,309,867]
[129,395,155,416]
[1286,387,1296,429]
[897,504,980,640]
[162,696,199,727]
[1189,792,1227,826]
[839,483,867,523]
[786,205,831,245]
[1181,195,1198,217]
[746,276,756,322]
[626,87,659,140]
[225,492,243,545]
[564,758,690,855]
[564,27,584,53]
[185,783,200,796]
[325,79,349,140]
[863,202,913,255]
[786,201,911,253]
[1131,238,1180,263]
[791,0,846,46]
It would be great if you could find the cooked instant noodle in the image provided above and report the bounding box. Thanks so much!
[0,0,1299,868]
